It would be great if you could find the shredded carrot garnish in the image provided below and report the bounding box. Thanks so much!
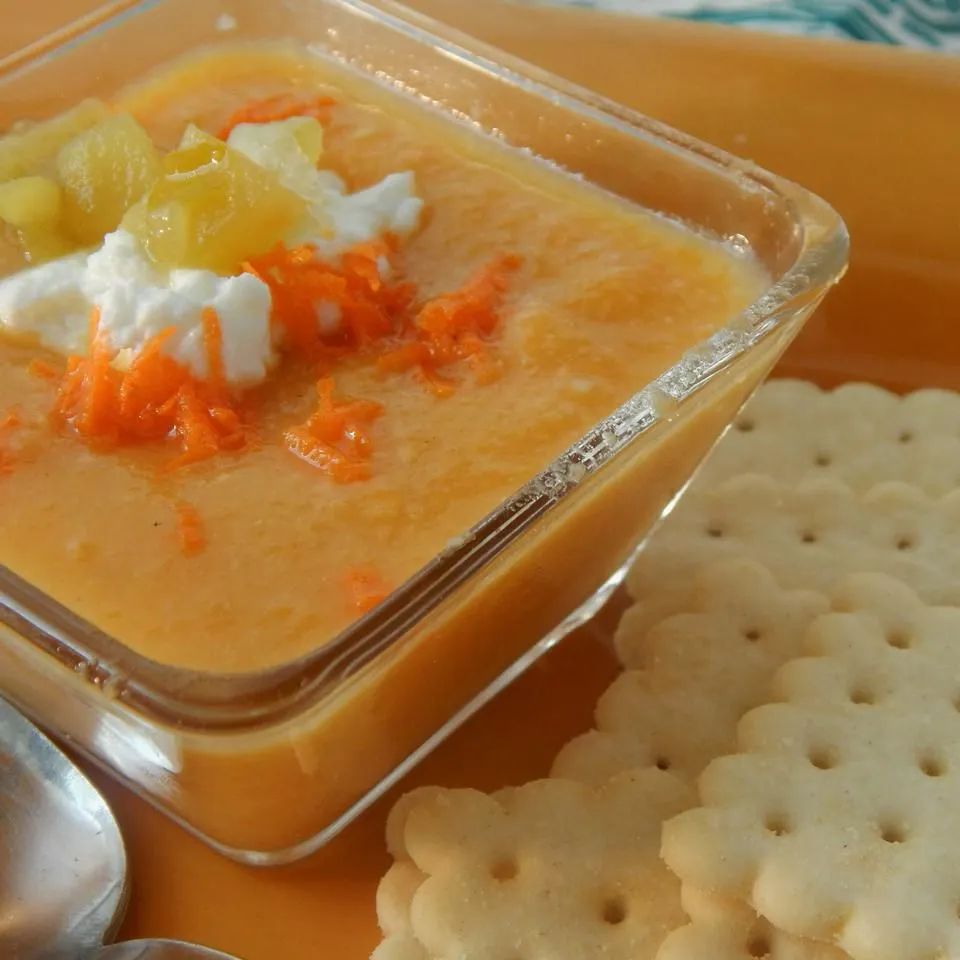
[175,501,206,557]
[53,306,250,469]
[0,405,22,475]
[377,253,520,395]
[343,565,390,613]
[67,306,119,441]
[284,377,383,482]
[216,94,336,140]
[0,406,21,432]
[415,254,521,341]
[201,306,227,399]
[28,358,59,381]
[243,240,414,361]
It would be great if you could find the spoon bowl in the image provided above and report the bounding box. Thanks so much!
[97,940,243,959]
[0,696,127,958]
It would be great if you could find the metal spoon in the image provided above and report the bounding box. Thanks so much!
[96,940,243,959]
[0,698,244,960]
[0,695,127,958]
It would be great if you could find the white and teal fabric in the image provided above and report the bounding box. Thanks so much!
[530,0,960,50]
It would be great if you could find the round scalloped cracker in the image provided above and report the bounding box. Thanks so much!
[554,559,828,784]
[626,475,960,616]
[386,786,449,860]
[377,770,693,960]
[662,573,960,960]
[696,379,960,495]
[656,887,849,960]
[377,860,428,939]
[371,935,429,960]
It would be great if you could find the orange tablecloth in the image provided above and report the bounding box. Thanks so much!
[4,2,960,957]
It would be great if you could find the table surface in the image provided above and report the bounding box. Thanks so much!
[4,1,960,957]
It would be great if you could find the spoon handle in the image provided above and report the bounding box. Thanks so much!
[95,939,243,960]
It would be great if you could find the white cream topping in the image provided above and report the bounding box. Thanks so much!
[0,230,274,385]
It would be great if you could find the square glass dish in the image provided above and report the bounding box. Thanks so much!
[0,0,847,864]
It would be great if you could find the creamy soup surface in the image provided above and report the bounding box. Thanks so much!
[0,46,765,673]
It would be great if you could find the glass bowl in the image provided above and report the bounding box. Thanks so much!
[0,0,847,863]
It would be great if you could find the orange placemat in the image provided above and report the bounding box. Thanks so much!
[5,1,960,957]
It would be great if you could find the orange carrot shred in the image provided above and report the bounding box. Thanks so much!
[28,358,59,381]
[0,405,21,475]
[416,364,457,399]
[343,565,390,613]
[116,327,179,435]
[243,240,412,362]
[376,253,520,394]
[73,307,120,443]
[53,308,251,470]
[0,406,21,432]
[175,501,206,557]
[216,94,336,140]
[166,382,225,470]
[284,378,383,483]
[201,306,226,399]
[86,304,102,345]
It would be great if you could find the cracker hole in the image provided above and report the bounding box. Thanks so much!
[744,627,762,643]
[706,524,725,539]
[736,418,755,433]
[879,822,907,844]
[814,453,832,468]
[800,530,818,544]
[850,687,875,705]
[808,746,837,770]
[764,813,790,837]
[747,935,771,959]
[919,754,945,778]
[898,430,914,444]
[887,630,912,650]
[896,535,915,552]
[601,896,627,926]
[490,857,518,881]
[655,756,671,772]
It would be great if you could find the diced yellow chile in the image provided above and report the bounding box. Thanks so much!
[0,176,62,227]
[16,225,75,264]
[225,116,324,197]
[0,176,74,263]
[243,115,324,166]
[0,99,110,181]
[56,113,162,246]
[219,117,324,168]
[125,126,305,274]
[178,124,220,152]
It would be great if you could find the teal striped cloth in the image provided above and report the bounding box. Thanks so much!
[529,0,960,49]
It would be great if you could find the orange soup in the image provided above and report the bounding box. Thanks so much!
[0,45,764,678]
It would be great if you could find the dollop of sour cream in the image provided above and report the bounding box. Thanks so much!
[0,118,423,387]
[0,230,274,385]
